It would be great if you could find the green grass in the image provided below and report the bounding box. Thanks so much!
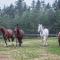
[48,37,60,55]
[0,38,60,60]
[0,39,46,60]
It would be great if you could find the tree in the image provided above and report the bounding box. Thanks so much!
[31,0,35,10]
[46,3,51,9]
[8,4,15,18]
[15,0,24,16]
[23,2,27,11]
[0,7,1,15]
[3,4,15,18]
[57,0,60,9]
[41,0,45,7]
[35,0,41,10]
[53,0,58,10]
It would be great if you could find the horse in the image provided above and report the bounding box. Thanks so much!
[38,24,49,46]
[14,27,24,47]
[58,32,60,46]
[0,28,14,46]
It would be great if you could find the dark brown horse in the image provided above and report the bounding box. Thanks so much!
[0,28,14,46]
[58,32,60,46]
[14,27,24,47]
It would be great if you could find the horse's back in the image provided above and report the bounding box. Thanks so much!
[7,29,13,33]
[20,29,24,35]
[43,28,49,36]
[6,29,14,36]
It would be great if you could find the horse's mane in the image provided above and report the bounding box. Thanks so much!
[0,27,6,34]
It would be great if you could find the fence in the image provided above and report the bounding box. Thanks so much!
[0,34,57,39]
[23,34,57,38]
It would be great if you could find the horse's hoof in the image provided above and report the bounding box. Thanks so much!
[6,45,8,47]
[16,45,18,47]
[43,45,47,47]
[19,45,21,47]
[59,45,60,46]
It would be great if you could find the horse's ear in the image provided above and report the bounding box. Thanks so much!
[38,24,41,26]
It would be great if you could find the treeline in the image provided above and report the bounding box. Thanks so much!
[0,0,60,34]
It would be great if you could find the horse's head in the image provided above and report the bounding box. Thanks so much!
[0,28,5,34]
[38,24,43,33]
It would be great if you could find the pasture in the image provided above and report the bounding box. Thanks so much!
[0,37,60,60]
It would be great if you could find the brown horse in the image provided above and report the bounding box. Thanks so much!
[58,32,60,46]
[14,27,24,47]
[0,28,14,46]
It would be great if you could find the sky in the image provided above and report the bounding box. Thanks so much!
[24,0,55,6]
[0,0,55,9]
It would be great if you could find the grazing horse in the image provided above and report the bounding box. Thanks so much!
[14,26,24,47]
[0,28,14,46]
[38,24,49,46]
[58,32,60,46]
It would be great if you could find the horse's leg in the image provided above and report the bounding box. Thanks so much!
[3,37,7,46]
[8,38,10,42]
[45,37,48,46]
[12,36,14,42]
[18,38,22,47]
[11,36,14,46]
[58,38,60,46]
[19,41,21,47]
[3,36,7,46]
[43,36,48,46]
[16,38,18,47]
[43,36,44,46]
[41,36,43,45]
[18,39,21,47]
[43,36,46,46]
[5,40,7,46]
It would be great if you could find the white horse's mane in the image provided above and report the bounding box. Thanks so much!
[38,24,49,37]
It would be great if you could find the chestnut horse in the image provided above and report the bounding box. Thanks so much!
[14,27,24,47]
[0,28,14,46]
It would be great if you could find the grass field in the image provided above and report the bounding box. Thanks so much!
[0,37,60,60]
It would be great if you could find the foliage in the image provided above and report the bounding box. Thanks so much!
[0,0,60,34]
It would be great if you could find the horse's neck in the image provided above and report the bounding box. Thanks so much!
[15,28,20,33]
[40,28,44,33]
[1,29,6,35]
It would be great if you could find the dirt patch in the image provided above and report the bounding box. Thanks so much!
[48,53,60,60]
[0,54,14,60]
[33,53,60,60]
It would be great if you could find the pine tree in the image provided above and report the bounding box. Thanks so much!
[15,0,24,15]
[57,0,60,9]
[35,0,41,10]
[23,2,27,11]
[31,0,35,9]
[46,3,51,9]
[53,0,58,10]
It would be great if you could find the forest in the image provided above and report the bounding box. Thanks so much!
[0,0,60,34]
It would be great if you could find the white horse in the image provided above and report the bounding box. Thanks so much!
[38,24,49,46]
